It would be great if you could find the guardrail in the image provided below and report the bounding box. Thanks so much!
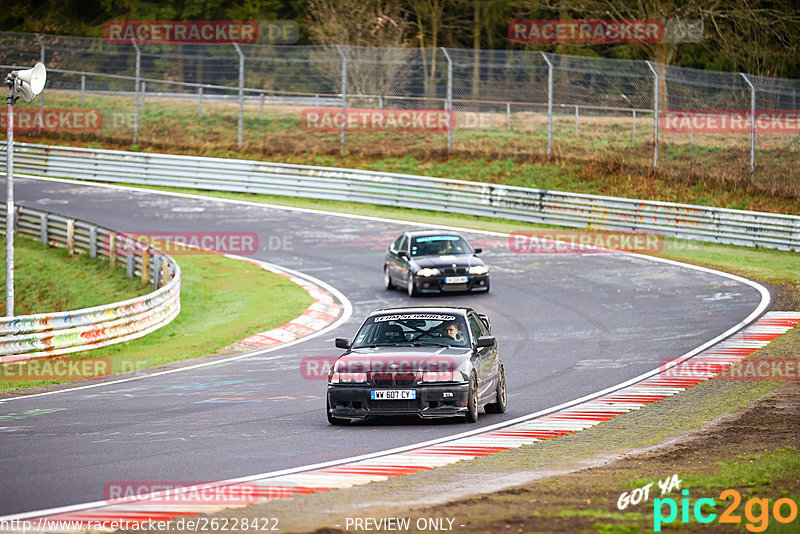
[2,142,799,251]
[0,204,181,362]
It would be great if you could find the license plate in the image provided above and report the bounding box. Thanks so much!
[445,276,468,284]
[371,389,416,400]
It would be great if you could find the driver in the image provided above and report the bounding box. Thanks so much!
[441,321,461,341]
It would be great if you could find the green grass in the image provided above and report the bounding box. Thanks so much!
[681,447,800,491]
[14,90,800,214]
[0,239,313,392]
[0,237,152,316]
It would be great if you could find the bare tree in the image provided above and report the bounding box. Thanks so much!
[305,0,412,102]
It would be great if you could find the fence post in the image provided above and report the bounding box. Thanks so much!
[740,73,756,182]
[89,225,97,258]
[574,105,579,135]
[540,52,553,156]
[35,33,44,128]
[336,45,347,153]
[131,39,141,145]
[645,60,659,168]
[233,43,244,149]
[140,81,146,113]
[40,213,48,245]
[80,75,86,105]
[259,92,264,119]
[442,47,453,153]
[632,110,636,141]
[506,102,511,131]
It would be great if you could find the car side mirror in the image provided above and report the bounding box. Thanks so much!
[473,248,482,254]
[398,251,408,259]
[335,338,350,349]
[476,335,495,348]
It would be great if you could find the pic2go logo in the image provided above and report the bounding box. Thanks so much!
[653,489,799,532]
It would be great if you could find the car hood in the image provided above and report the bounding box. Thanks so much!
[411,254,485,269]
[335,346,471,373]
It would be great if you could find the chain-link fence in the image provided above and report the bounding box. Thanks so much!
[1,31,798,195]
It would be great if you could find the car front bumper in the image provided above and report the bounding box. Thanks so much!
[412,274,489,294]
[328,383,470,420]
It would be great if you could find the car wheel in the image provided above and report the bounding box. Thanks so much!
[383,266,394,290]
[464,373,479,423]
[327,399,348,426]
[407,271,418,297]
[485,365,507,414]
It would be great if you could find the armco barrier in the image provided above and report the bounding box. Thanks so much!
[2,142,799,251]
[0,205,181,362]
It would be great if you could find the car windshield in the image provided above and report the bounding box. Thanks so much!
[410,235,471,257]
[352,313,469,348]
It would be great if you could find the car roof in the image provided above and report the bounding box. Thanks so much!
[404,229,466,239]
[368,306,474,317]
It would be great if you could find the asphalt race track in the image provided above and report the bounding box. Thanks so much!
[0,176,769,516]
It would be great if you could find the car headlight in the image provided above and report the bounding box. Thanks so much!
[420,370,457,383]
[468,265,489,275]
[417,268,441,277]
[329,372,367,384]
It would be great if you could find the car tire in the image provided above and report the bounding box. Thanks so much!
[464,373,479,423]
[327,399,348,426]
[484,365,507,414]
[384,266,394,290]
[407,271,418,297]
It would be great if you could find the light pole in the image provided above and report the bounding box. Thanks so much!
[4,62,46,318]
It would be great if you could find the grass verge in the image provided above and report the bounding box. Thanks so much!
[0,239,313,393]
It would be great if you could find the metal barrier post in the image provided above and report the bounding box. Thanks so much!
[197,86,203,117]
[442,47,453,153]
[131,39,141,144]
[336,45,347,152]
[35,33,44,128]
[233,43,244,149]
[740,73,756,182]
[540,52,553,156]
[646,61,659,168]
[80,75,85,105]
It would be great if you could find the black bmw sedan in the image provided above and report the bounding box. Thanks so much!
[326,307,506,424]
[383,230,490,296]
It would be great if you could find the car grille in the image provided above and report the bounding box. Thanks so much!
[370,372,416,386]
[369,400,417,412]
[443,267,467,276]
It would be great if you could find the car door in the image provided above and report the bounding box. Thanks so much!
[386,234,404,284]
[394,234,410,283]
[467,312,496,400]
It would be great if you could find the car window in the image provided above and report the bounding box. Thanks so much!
[391,235,404,252]
[410,235,472,257]
[352,313,469,348]
[398,236,409,254]
[468,313,487,341]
